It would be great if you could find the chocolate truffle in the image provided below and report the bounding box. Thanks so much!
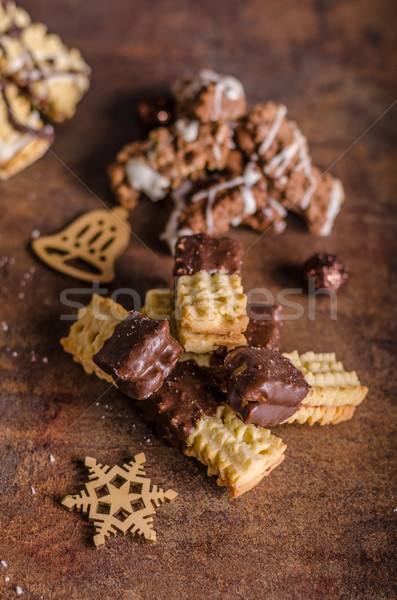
[136,95,174,129]
[302,253,347,293]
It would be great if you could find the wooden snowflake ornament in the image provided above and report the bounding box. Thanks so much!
[61,453,178,546]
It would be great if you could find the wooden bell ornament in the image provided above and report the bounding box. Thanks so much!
[32,207,131,282]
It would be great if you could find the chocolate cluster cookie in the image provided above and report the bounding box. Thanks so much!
[0,1,90,179]
[109,69,345,252]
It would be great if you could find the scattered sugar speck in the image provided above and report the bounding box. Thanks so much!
[23,272,30,280]
[0,256,8,267]
[30,351,37,362]
[95,401,99,406]
[101,415,105,419]
[49,455,55,463]
[1,560,7,567]
[12,351,18,357]
[16,585,22,595]
[20,280,26,287]
[31,229,40,239]
[18,292,24,300]
[105,404,108,409]
[1,321,8,331]
[42,357,48,364]
[5,576,10,582]
[31,486,36,495]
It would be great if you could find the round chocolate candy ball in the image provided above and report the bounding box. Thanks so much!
[136,96,174,129]
[302,253,348,293]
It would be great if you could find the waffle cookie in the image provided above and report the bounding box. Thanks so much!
[174,234,248,353]
[0,80,54,180]
[282,351,368,425]
[61,300,286,497]
[61,294,128,383]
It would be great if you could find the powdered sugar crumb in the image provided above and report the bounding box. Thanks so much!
[5,576,10,582]
[31,486,36,495]
[1,321,8,331]
[49,455,55,463]
[31,229,41,239]
[16,585,23,595]
[1,560,7,567]
[42,357,48,364]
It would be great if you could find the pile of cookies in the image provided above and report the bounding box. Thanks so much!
[109,69,345,252]
[61,233,367,498]
[0,0,90,180]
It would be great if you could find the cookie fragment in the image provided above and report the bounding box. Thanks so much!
[235,102,345,235]
[109,120,232,210]
[172,68,247,123]
[0,1,90,122]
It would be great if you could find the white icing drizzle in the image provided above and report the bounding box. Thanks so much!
[268,196,288,218]
[258,104,287,155]
[199,69,245,121]
[175,118,199,143]
[264,122,307,179]
[213,143,222,163]
[319,179,344,236]
[160,180,193,253]
[125,158,170,201]
[190,162,262,232]
[191,175,245,233]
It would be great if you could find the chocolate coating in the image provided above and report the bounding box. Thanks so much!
[224,346,310,427]
[174,233,243,276]
[138,360,224,449]
[93,311,182,400]
[245,304,282,349]
[303,253,348,293]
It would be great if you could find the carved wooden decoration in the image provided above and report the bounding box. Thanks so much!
[61,453,178,546]
[32,207,130,282]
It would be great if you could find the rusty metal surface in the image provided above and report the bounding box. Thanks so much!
[0,1,396,598]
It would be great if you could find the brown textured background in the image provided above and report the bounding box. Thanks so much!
[0,1,396,599]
